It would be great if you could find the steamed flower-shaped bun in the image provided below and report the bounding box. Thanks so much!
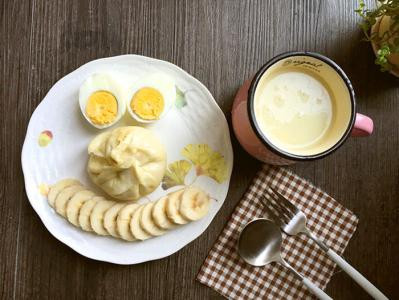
[87,126,167,201]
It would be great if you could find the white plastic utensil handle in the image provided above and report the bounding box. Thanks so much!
[282,258,333,300]
[302,278,333,300]
[327,249,388,300]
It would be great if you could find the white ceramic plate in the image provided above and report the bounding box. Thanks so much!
[21,55,233,265]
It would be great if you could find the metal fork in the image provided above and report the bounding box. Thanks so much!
[261,187,388,300]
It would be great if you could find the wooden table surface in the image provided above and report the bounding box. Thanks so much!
[1,0,398,299]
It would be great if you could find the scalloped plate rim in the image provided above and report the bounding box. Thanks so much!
[21,54,233,265]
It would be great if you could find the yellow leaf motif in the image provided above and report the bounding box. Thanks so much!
[181,144,227,183]
[162,160,192,189]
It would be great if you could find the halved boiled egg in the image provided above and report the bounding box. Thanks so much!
[79,73,126,129]
[126,72,176,123]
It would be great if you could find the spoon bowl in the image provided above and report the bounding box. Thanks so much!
[237,218,332,300]
[237,218,282,266]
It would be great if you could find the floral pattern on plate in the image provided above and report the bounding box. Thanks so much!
[38,130,53,147]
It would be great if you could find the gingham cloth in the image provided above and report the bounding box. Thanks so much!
[197,165,358,299]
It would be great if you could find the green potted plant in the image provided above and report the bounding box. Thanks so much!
[356,0,399,76]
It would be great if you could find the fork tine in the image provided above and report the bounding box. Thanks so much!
[266,188,295,219]
[261,195,287,226]
[261,200,284,227]
[259,194,269,208]
[269,197,292,223]
[268,186,298,214]
[262,194,290,224]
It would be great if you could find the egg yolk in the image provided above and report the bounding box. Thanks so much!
[130,87,164,120]
[85,91,118,125]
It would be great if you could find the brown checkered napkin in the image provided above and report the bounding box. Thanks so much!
[197,165,358,299]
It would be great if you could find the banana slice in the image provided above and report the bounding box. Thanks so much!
[166,190,189,225]
[55,185,85,217]
[180,186,210,221]
[104,203,125,238]
[79,196,104,231]
[90,200,115,235]
[66,190,95,226]
[140,202,166,236]
[152,196,176,230]
[46,179,211,242]
[48,179,81,207]
[130,205,151,240]
[116,204,140,241]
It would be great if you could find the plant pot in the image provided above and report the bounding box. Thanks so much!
[370,15,399,77]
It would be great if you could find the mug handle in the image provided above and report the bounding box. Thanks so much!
[351,113,374,137]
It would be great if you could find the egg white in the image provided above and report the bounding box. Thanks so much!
[79,73,126,129]
[126,72,176,123]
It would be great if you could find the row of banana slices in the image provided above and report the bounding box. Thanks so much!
[47,179,211,241]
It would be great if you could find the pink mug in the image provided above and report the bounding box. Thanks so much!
[232,52,373,165]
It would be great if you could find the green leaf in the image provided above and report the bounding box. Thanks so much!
[175,86,187,108]
[355,0,399,72]
[162,160,192,189]
[375,44,392,71]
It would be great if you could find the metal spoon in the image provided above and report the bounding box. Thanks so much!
[237,218,333,300]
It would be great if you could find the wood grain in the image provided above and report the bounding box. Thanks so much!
[1,0,398,299]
